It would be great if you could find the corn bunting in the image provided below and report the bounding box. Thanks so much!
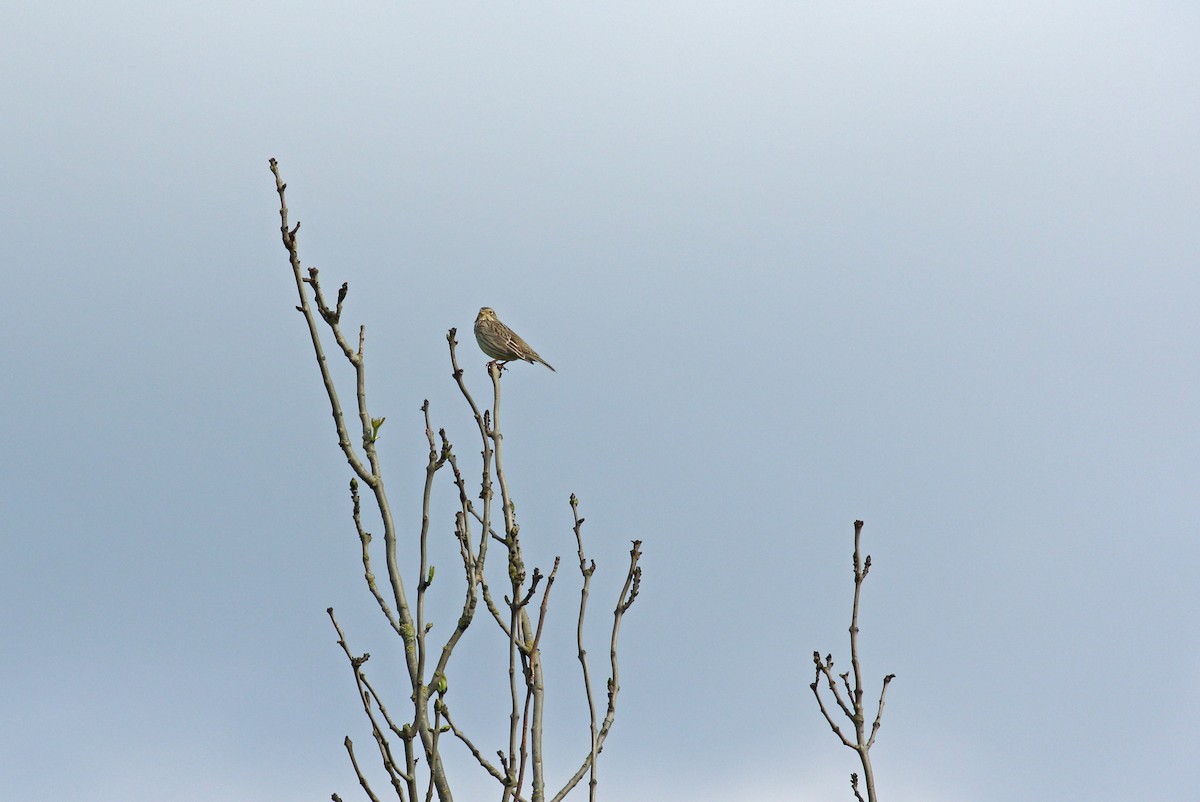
[474,307,556,372]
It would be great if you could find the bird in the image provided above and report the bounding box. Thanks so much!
[474,307,556,372]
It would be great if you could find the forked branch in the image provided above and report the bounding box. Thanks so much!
[810,520,896,802]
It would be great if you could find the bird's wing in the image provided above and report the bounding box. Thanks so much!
[502,329,536,360]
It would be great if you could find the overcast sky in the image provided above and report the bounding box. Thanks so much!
[3,2,1199,800]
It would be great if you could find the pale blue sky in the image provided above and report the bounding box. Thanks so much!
[3,2,1199,800]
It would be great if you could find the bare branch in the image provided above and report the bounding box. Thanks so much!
[850,773,866,802]
[417,399,450,689]
[350,478,401,634]
[571,495,599,802]
[269,159,370,484]
[808,520,895,802]
[344,737,383,802]
[438,702,529,802]
[866,674,897,750]
[515,558,560,802]
[274,162,642,802]
[446,329,495,569]
[328,608,412,799]
[270,159,416,662]
[549,540,642,802]
[438,700,505,784]
[809,655,855,748]
[272,161,455,798]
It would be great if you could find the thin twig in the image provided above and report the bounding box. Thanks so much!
[438,700,505,783]
[269,159,370,485]
[548,540,641,802]
[850,773,866,802]
[810,655,855,748]
[350,478,401,634]
[571,495,599,802]
[328,608,412,798]
[515,559,560,802]
[417,399,450,693]
[344,737,383,802]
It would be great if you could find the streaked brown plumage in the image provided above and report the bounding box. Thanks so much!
[474,307,556,372]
